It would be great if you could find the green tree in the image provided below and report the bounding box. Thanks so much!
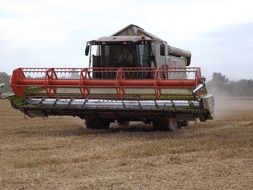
[0,72,11,93]
[211,72,229,87]
[207,72,253,97]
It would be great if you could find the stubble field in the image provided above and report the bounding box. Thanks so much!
[0,98,252,189]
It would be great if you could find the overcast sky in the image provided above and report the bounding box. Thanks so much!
[0,0,253,80]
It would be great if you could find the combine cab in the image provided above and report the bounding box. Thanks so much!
[10,24,214,130]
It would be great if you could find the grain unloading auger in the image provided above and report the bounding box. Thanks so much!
[10,24,214,130]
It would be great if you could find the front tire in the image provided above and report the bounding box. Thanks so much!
[177,121,189,129]
[152,116,177,131]
[85,115,110,129]
[117,120,130,127]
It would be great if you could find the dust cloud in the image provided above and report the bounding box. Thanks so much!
[207,85,253,118]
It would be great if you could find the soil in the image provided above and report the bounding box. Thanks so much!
[0,98,252,189]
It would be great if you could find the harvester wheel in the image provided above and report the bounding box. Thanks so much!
[153,117,177,131]
[153,118,168,131]
[177,121,189,128]
[117,120,130,127]
[85,115,110,129]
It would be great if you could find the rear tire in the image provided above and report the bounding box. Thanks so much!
[85,115,110,129]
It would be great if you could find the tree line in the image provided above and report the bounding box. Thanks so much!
[207,72,253,97]
[0,71,253,96]
[0,72,11,93]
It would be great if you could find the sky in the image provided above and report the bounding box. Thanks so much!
[0,0,253,80]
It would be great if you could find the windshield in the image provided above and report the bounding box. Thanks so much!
[99,44,150,68]
[101,44,134,67]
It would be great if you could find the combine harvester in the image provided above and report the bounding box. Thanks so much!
[10,25,214,130]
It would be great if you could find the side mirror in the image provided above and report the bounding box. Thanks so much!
[85,44,90,56]
[160,44,165,56]
[167,45,171,55]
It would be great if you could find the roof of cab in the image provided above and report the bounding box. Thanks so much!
[90,24,166,43]
[95,35,153,43]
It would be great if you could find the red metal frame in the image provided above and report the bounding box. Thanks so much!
[80,68,91,97]
[11,67,203,99]
[45,68,57,97]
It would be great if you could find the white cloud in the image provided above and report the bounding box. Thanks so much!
[0,0,253,78]
[132,0,253,42]
[1,0,253,46]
